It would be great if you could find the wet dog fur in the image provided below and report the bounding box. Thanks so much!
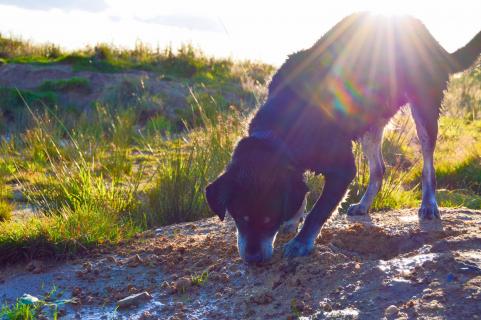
[206,13,481,263]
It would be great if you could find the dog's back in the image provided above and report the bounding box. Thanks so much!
[259,13,479,138]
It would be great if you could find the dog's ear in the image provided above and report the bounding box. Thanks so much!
[205,173,232,221]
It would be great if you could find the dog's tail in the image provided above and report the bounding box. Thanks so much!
[450,30,481,73]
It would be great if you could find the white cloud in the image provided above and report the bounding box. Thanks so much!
[0,0,107,12]
[0,0,480,64]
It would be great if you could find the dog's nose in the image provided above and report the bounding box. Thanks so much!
[244,252,263,263]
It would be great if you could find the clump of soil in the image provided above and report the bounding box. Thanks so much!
[1,208,480,319]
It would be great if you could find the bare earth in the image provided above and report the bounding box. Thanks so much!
[1,208,481,319]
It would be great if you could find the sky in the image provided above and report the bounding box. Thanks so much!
[0,0,480,65]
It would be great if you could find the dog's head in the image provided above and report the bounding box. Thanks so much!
[205,136,308,263]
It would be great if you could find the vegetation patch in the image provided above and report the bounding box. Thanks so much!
[38,77,91,93]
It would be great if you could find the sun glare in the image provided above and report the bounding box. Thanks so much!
[362,0,412,16]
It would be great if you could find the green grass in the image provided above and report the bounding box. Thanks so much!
[0,88,57,110]
[443,66,481,120]
[144,112,244,226]
[0,34,275,83]
[191,271,209,286]
[0,300,37,320]
[0,290,64,320]
[0,200,12,222]
[0,93,245,262]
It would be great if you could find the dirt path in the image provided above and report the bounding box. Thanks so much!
[1,208,481,319]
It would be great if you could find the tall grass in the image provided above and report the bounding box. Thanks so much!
[443,65,481,120]
[0,91,247,261]
[144,111,244,225]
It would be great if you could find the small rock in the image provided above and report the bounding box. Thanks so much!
[117,291,152,308]
[139,311,154,320]
[385,305,399,317]
[85,296,95,304]
[126,254,144,267]
[320,301,332,312]
[422,288,433,295]
[82,261,93,273]
[174,277,192,293]
[106,256,118,264]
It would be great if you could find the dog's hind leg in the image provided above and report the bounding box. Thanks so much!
[347,125,385,216]
[410,103,440,219]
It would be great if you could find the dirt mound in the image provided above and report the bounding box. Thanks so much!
[325,221,459,259]
[0,63,255,117]
[1,208,480,319]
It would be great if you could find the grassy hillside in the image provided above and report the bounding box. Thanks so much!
[0,33,274,80]
[0,36,480,263]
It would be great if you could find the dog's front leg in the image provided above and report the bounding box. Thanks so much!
[283,162,355,258]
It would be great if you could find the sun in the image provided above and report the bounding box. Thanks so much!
[362,0,413,16]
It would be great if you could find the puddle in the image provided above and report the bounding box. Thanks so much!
[399,215,419,223]
[305,307,360,320]
[0,259,167,320]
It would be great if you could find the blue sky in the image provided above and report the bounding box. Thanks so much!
[0,0,480,65]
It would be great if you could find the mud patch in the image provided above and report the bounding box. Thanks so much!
[1,208,480,319]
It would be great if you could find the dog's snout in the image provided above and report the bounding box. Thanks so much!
[237,231,275,263]
[244,251,263,263]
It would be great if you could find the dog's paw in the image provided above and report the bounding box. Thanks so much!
[418,204,440,220]
[347,203,368,216]
[283,237,313,258]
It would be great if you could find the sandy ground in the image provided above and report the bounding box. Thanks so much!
[1,208,481,319]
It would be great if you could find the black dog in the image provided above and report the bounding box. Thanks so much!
[206,13,481,263]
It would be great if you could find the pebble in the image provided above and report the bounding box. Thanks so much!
[126,254,144,267]
[385,305,399,316]
[320,301,333,312]
[174,277,192,293]
[82,262,93,273]
[106,255,118,264]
